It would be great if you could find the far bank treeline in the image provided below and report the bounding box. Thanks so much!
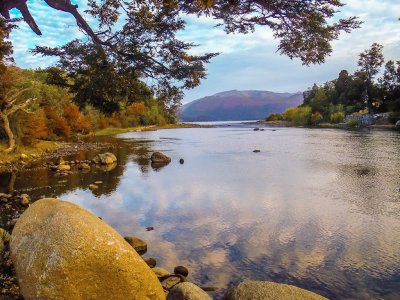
[267,43,400,127]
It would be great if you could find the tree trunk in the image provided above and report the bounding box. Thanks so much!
[1,113,15,153]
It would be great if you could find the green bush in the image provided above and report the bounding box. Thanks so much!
[282,106,312,126]
[346,118,359,127]
[266,113,283,121]
[330,111,345,124]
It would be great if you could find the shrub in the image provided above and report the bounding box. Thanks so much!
[283,106,312,126]
[346,118,359,127]
[45,107,71,139]
[23,109,49,140]
[266,113,283,121]
[310,112,323,125]
[330,111,345,124]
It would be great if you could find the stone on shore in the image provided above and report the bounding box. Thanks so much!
[167,282,212,300]
[93,152,117,165]
[57,164,71,171]
[151,152,171,164]
[89,184,98,191]
[224,280,327,300]
[10,198,164,300]
[78,163,91,170]
[124,236,147,255]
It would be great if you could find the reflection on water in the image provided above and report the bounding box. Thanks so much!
[1,127,400,299]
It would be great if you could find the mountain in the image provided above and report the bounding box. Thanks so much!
[179,90,303,121]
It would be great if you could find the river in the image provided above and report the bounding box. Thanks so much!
[1,125,400,299]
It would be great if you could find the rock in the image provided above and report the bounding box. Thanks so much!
[20,194,30,206]
[152,267,171,278]
[95,181,103,185]
[93,152,117,165]
[253,150,261,153]
[167,282,212,300]
[89,184,98,191]
[0,193,12,199]
[20,154,28,160]
[253,128,260,131]
[124,236,147,255]
[10,198,164,299]
[146,226,154,231]
[395,120,400,129]
[179,158,185,164]
[161,276,183,290]
[174,266,189,277]
[143,257,157,268]
[78,163,91,170]
[151,152,171,164]
[57,164,71,171]
[224,280,327,300]
[59,157,65,165]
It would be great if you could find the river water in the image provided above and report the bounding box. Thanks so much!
[1,125,400,299]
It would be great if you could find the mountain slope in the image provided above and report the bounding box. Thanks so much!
[179,90,303,121]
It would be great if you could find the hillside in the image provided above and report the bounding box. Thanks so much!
[179,90,303,121]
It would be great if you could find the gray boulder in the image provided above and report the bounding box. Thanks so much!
[167,282,212,300]
[224,280,327,300]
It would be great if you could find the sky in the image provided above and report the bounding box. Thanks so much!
[8,0,400,104]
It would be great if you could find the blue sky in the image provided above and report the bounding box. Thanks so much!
[8,0,400,104]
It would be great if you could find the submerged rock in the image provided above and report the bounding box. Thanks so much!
[224,280,327,300]
[93,152,117,165]
[152,267,171,278]
[143,257,157,268]
[167,282,212,300]
[124,236,148,255]
[151,152,171,164]
[10,198,164,299]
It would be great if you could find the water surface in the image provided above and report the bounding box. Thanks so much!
[1,126,400,299]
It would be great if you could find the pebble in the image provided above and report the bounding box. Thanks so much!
[253,128,260,131]
[179,158,184,164]
[253,150,261,153]
[89,184,98,191]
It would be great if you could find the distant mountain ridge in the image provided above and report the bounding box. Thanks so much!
[179,90,303,121]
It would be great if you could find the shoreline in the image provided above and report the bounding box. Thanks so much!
[0,123,211,174]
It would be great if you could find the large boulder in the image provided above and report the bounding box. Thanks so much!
[10,198,165,300]
[224,280,327,300]
[167,282,212,300]
[93,152,117,165]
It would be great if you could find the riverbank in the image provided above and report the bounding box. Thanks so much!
[0,123,210,173]
[252,120,398,130]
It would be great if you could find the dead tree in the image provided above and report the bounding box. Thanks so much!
[0,89,34,153]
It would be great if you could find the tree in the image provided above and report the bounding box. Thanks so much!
[380,60,400,111]
[1,0,361,66]
[357,43,384,113]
